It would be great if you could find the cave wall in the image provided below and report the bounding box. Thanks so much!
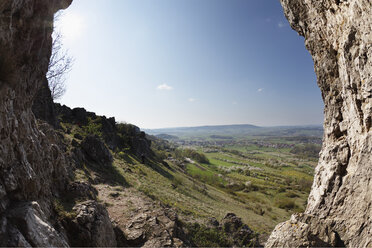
[266,0,372,247]
[0,0,73,246]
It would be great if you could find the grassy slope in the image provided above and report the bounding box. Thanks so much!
[62,119,316,238]
[104,146,312,235]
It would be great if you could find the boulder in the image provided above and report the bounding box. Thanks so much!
[6,202,68,247]
[72,107,88,126]
[81,135,113,165]
[123,207,189,247]
[220,213,255,246]
[67,181,98,200]
[65,200,117,247]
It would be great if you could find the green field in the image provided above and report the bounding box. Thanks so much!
[63,117,320,241]
[119,134,318,235]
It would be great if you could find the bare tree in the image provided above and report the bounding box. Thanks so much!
[47,13,73,100]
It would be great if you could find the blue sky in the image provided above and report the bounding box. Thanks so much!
[56,0,323,129]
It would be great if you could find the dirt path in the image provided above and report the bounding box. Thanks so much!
[95,184,186,247]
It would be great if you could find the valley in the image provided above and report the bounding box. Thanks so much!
[147,126,320,235]
[52,106,321,246]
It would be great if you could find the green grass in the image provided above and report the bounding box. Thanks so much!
[65,120,316,236]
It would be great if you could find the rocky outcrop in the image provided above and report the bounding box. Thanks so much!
[64,201,117,247]
[4,201,68,247]
[0,1,121,247]
[218,213,258,247]
[81,135,113,165]
[0,0,73,246]
[55,103,154,159]
[266,0,372,247]
[123,208,186,247]
[220,213,255,244]
[32,79,59,128]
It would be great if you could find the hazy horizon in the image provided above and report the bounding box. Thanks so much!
[56,0,324,129]
[144,122,323,131]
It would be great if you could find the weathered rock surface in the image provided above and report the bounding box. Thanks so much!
[6,201,69,247]
[81,135,113,165]
[267,0,372,247]
[219,213,258,247]
[0,1,123,247]
[55,103,154,158]
[63,200,117,247]
[96,185,191,248]
[32,79,59,128]
[0,0,73,246]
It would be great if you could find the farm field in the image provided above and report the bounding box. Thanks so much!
[136,130,320,236]
[61,116,321,244]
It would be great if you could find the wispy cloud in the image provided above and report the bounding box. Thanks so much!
[257,88,264,92]
[157,83,173,90]
[232,101,238,105]
[278,22,285,28]
[188,98,196,102]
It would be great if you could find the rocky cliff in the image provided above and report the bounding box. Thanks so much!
[0,0,73,246]
[0,0,120,246]
[266,0,372,247]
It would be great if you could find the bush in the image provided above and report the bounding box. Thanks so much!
[297,178,313,192]
[286,191,299,198]
[290,144,321,158]
[82,117,103,137]
[184,223,231,247]
[277,187,286,193]
[275,198,297,210]
[174,148,210,164]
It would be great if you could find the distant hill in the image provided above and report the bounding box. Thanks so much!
[145,124,323,138]
[155,133,180,140]
[145,124,260,137]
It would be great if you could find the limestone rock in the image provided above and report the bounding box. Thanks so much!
[267,1,372,247]
[0,0,73,244]
[220,213,256,246]
[81,135,113,165]
[65,200,117,247]
[6,202,69,247]
[124,208,187,247]
[0,0,119,247]
[32,79,59,128]
[67,181,98,200]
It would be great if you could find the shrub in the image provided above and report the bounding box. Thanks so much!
[290,144,321,158]
[174,148,210,164]
[53,199,77,221]
[82,118,103,137]
[277,187,286,193]
[297,178,313,192]
[184,222,231,247]
[275,198,297,210]
[286,191,299,198]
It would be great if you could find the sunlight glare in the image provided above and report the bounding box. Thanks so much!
[56,11,84,42]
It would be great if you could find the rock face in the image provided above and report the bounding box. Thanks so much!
[267,1,372,247]
[0,1,119,247]
[64,201,117,247]
[6,201,69,247]
[81,135,113,165]
[0,0,73,246]
[32,79,59,128]
[219,213,257,247]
